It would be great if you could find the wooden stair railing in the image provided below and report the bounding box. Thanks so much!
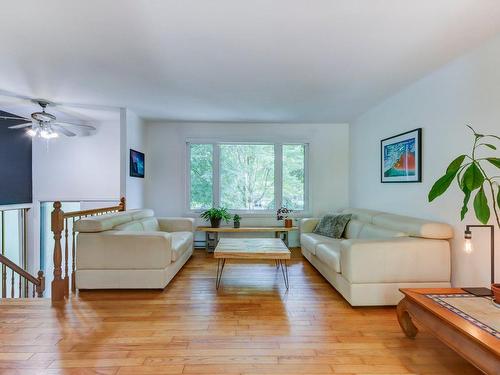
[51,197,126,302]
[0,254,45,298]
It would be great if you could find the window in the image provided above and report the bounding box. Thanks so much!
[282,144,305,210]
[188,142,307,212]
[189,144,213,209]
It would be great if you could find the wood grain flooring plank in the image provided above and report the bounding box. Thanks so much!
[0,249,480,375]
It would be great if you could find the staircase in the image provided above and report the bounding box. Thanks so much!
[0,254,45,298]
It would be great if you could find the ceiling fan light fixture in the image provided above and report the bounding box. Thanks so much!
[40,128,58,139]
[8,99,96,140]
[40,129,49,138]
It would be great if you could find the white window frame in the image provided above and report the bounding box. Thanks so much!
[186,140,310,216]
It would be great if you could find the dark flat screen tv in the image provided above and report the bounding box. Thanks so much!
[130,149,145,178]
[0,111,32,205]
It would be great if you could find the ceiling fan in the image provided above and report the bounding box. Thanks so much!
[0,99,96,139]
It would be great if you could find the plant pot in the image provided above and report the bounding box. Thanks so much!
[234,222,240,228]
[210,218,221,228]
[284,218,293,228]
[492,283,500,303]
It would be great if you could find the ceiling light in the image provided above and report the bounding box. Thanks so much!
[26,128,37,137]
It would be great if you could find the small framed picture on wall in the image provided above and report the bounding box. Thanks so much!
[130,149,145,178]
[381,128,422,183]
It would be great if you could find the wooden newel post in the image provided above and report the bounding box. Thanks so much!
[36,270,45,298]
[119,197,126,211]
[51,202,65,302]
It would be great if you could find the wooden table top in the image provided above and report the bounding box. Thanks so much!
[197,226,298,233]
[214,238,291,259]
[400,288,500,357]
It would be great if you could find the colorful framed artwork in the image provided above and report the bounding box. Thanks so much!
[381,128,422,183]
[130,149,145,178]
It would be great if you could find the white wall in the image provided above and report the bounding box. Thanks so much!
[33,120,121,202]
[121,109,145,209]
[30,118,121,273]
[145,122,349,246]
[350,34,500,288]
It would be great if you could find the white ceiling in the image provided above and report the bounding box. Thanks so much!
[1,0,500,123]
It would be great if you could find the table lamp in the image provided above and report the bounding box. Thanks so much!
[462,224,495,296]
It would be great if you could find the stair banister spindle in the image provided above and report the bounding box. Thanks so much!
[36,271,45,298]
[1,211,5,298]
[51,201,65,302]
[11,269,14,297]
[72,217,76,292]
[64,217,69,297]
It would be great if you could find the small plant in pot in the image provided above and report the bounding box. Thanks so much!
[277,207,293,228]
[233,214,241,228]
[200,207,231,228]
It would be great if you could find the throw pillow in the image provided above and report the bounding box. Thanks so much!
[313,214,352,238]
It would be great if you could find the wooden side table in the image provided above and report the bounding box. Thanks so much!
[397,288,500,374]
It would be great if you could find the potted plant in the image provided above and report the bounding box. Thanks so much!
[233,214,241,228]
[200,207,231,228]
[428,125,499,301]
[277,207,293,228]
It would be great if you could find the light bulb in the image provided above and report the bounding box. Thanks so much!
[464,238,473,254]
[48,132,58,139]
[40,130,50,139]
[26,128,37,137]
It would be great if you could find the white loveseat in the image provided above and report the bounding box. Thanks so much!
[74,209,194,290]
[301,208,453,306]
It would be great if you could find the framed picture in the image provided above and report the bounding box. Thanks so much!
[381,128,422,183]
[130,149,145,178]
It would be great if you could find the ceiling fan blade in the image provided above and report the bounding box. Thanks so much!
[54,121,96,131]
[0,115,31,121]
[8,122,33,129]
[52,124,77,137]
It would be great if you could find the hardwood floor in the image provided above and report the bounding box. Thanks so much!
[0,249,480,375]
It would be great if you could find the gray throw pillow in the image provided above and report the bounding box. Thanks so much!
[313,214,352,238]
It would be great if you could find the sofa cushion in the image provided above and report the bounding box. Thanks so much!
[344,219,364,239]
[75,211,134,233]
[76,231,172,270]
[315,242,342,273]
[313,214,351,238]
[337,208,380,224]
[113,221,144,232]
[140,217,160,231]
[372,213,453,240]
[337,208,453,240]
[171,232,193,261]
[300,233,340,255]
[357,223,407,239]
[130,209,155,220]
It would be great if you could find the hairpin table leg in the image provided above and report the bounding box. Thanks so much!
[279,259,289,290]
[216,258,226,290]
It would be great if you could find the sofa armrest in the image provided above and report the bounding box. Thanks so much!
[76,231,172,269]
[340,237,450,284]
[157,217,195,233]
[300,218,320,234]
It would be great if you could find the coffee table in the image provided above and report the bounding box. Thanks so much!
[213,238,291,290]
[398,288,500,374]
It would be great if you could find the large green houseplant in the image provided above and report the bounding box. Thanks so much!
[200,207,232,228]
[428,126,499,228]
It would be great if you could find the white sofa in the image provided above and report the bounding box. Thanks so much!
[74,209,194,290]
[301,208,453,306]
